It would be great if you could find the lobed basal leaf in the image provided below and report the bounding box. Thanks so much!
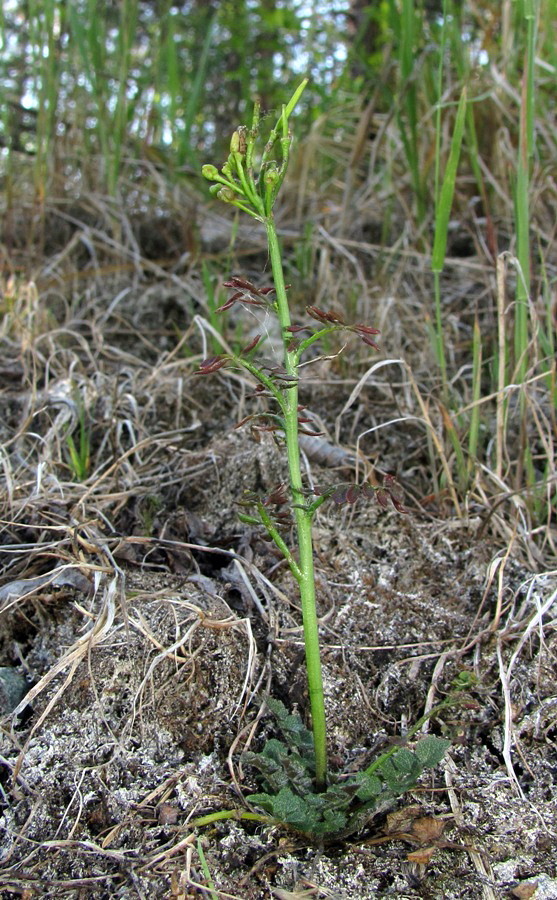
[244,707,450,838]
[414,735,451,767]
[377,747,424,794]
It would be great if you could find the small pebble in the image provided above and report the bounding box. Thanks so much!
[0,667,30,714]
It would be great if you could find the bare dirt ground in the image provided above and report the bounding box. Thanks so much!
[1,208,556,899]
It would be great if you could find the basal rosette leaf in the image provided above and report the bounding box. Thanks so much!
[414,735,451,767]
[377,747,424,794]
[351,772,384,802]
[248,786,321,833]
[243,743,291,793]
[265,698,315,758]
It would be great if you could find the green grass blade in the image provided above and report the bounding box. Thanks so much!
[196,838,218,900]
[398,0,424,220]
[468,316,482,468]
[431,84,467,397]
[514,2,538,380]
[178,12,216,168]
[432,86,467,274]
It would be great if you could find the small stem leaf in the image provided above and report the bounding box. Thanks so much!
[359,334,381,350]
[237,512,262,526]
[194,356,229,375]
[239,334,262,355]
[307,305,346,325]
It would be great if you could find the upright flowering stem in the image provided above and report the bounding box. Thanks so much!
[265,219,327,789]
[202,80,328,788]
[200,82,423,824]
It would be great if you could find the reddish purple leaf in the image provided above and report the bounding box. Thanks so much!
[375,489,390,509]
[194,356,228,375]
[263,483,288,506]
[234,414,257,429]
[383,473,401,496]
[240,334,262,355]
[307,305,346,325]
[224,277,260,293]
[331,486,350,504]
[286,324,311,334]
[216,291,243,312]
[354,323,380,336]
[375,476,409,513]
[345,484,360,504]
[359,334,380,350]
[264,366,298,385]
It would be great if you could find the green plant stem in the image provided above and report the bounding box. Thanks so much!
[257,502,301,580]
[189,809,277,828]
[363,693,455,778]
[196,838,218,900]
[265,217,328,790]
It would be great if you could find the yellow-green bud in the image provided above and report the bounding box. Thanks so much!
[230,127,247,156]
[264,165,279,186]
[201,164,219,180]
[226,153,239,172]
[217,187,236,203]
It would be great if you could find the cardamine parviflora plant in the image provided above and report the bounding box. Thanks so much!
[196,80,452,838]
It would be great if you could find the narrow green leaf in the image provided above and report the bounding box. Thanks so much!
[468,316,482,465]
[282,78,309,121]
[432,86,468,274]
[237,512,261,526]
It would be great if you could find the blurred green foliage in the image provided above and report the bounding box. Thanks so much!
[2,0,553,201]
[0,0,349,185]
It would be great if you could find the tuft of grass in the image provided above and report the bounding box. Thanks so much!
[64,397,91,483]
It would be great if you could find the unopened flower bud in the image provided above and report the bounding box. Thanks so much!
[226,153,240,173]
[217,186,236,202]
[231,127,247,156]
[201,164,219,180]
[264,165,279,186]
[230,130,241,153]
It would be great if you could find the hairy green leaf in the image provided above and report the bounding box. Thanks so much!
[265,698,315,757]
[352,772,383,802]
[414,735,451,768]
[378,747,423,793]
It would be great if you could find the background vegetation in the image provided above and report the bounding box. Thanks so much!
[1,0,556,565]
